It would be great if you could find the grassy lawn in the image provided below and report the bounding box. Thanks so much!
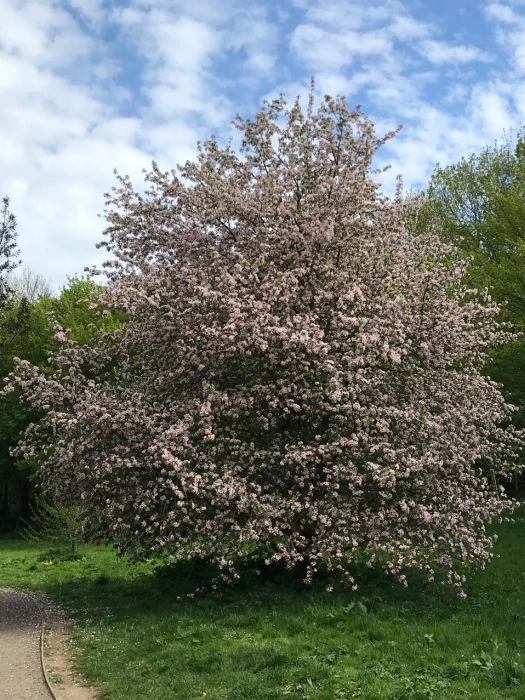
[1,511,525,700]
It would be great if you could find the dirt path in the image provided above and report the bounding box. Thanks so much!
[0,588,97,700]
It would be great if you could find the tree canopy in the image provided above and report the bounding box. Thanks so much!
[4,92,523,594]
[414,127,525,442]
[0,275,124,530]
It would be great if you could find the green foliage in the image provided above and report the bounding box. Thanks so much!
[0,196,21,304]
[21,493,84,553]
[0,275,126,531]
[414,128,525,481]
[37,547,84,562]
[43,276,126,345]
[408,128,525,309]
[0,295,54,529]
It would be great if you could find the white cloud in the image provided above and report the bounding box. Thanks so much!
[306,0,404,29]
[0,0,200,287]
[484,2,520,22]
[484,1,525,75]
[373,76,518,199]
[467,82,515,138]
[415,39,493,65]
[291,24,393,70]
[0,0,93,69]
[0,0,286,287]
[113,7,240,133]
[63,0,106,26]
[2,0,525,290]
[388,15,434,41]
[224,6,279,80]
[442,82,471,105]
[280,0,524,202]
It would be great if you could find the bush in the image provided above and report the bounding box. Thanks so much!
[22,494,84,553]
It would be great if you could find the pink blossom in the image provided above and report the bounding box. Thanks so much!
[3,85,522,595]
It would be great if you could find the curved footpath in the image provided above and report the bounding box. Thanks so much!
[0,588,97,700]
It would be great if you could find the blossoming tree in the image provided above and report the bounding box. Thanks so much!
[5,88,523,593]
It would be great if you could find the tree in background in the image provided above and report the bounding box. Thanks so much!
[0,196,29,527]
[0,275,123,530]
[0,195,123,530]
[0,197,20,305]
[49,276,124,346]
[0,297,51,529]
[6,88,523,594]
[9,267,54,302]
[413,127,525,488]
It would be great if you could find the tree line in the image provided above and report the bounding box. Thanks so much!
[0,198,123,528]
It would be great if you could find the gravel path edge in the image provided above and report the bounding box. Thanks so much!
[0,587,98,700]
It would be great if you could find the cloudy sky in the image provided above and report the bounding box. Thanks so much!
[2,0,525,291]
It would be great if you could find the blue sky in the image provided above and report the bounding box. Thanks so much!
[2,0,525,290]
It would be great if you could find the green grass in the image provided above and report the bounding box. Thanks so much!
[2,513,525,700]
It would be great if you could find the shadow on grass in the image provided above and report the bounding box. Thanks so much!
[5,523,525,700]
[10,509,525,631]
[39,552,469,629]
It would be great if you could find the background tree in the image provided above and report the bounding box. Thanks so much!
[49,276,124,345]
[413,127,525,489]
[9,266,54,302]
[0,196,20,305]
[0,296,51,529]
[6,89,523,594]
[0,276,123,530]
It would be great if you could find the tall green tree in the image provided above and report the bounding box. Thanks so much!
[412,127,525,486]
[0,296,52,528]
[0,276,125,530]
[0,196,21,305]
[0,196,30,527]
[46,276,124,345]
